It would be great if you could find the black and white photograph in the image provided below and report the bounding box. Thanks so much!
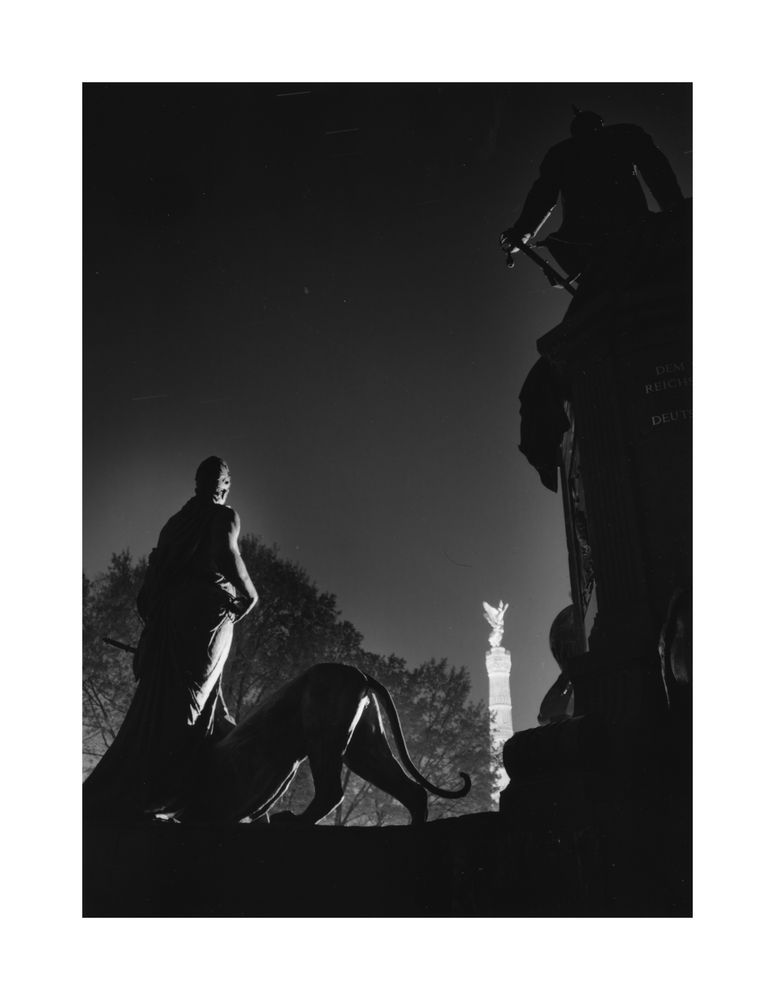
[81,80,693,917]
[7,2,775,993]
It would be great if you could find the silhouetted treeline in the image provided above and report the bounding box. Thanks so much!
[82,536,497,822]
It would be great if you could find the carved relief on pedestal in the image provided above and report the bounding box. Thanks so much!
[568,469,595,616]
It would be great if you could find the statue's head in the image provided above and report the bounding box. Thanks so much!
[549,605,584,670]
[570,106,604,137]
[195,456,231,504]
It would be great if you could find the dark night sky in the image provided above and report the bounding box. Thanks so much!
[83,82,692,729]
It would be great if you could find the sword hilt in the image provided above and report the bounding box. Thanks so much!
[505,241,576,296]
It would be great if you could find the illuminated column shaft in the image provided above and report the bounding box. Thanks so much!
[486,646,514,796]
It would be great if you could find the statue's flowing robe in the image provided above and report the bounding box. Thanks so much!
[518,358,570,492]
[83,497,236,820]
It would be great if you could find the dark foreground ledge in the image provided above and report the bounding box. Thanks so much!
[84,792,690,917]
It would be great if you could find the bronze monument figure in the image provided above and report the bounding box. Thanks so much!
[181,662,472,825]
[500,107,685,281]
[85,457,470,826]
[537,606,581,725]
[83,456,258,821]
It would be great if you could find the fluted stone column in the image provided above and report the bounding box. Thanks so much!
[487,645,513,797]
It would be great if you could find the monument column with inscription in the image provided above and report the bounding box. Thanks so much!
[502,208,691,817]
[538,206,691,726]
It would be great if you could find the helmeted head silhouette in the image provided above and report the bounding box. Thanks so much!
[570,106,604,137]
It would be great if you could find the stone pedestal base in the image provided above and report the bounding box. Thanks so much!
[83,800,691,916]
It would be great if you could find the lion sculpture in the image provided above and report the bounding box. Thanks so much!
[181,662,472,825]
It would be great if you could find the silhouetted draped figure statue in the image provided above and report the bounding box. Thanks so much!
[537,606,583,725]
[500,108,684,279]
[83,457,258,821]
[517,357,571,491]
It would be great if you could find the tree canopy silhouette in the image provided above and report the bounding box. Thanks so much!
[83,536,497,820]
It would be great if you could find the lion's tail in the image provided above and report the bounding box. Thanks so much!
[364,674,471,800]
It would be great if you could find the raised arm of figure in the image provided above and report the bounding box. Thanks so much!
[501,152,562,251]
